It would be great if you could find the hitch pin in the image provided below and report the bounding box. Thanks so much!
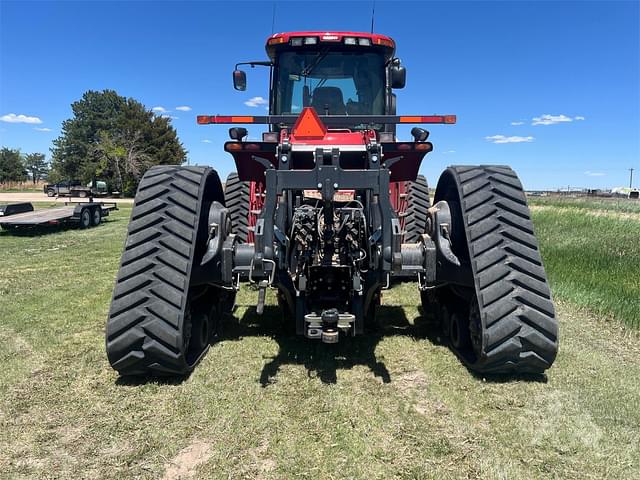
[256,280,268,315]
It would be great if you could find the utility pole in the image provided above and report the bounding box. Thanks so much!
[630,168,634,189]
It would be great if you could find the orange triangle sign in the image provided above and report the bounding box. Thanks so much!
[292,107,327,139]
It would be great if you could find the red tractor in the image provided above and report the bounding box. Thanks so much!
[106,32,558,376]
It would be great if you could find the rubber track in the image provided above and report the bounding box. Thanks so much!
[224,172,250,243]
[440,165,558,374]
[404,175,431,243]
[105,165,211,376]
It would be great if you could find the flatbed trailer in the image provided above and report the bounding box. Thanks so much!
[0,202,118,230]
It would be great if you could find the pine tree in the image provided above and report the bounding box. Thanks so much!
[23,153,49,183]
[0,148,27,183]
[51,90,187,195]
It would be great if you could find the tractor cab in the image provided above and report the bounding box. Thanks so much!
[233,32,405,130]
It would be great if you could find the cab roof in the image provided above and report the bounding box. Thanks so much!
[265,31,396,59]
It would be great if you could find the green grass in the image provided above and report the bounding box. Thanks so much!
[530,198,640,329]
[1,203,639,479]
[529,195,640,214]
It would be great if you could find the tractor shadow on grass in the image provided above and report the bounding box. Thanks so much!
[115,302,546,387]
[226,305,423,386]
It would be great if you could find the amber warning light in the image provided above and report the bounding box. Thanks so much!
[197,113,457,125]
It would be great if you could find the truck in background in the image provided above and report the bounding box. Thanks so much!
[44,180,108,198]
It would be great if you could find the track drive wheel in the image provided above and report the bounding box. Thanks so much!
[105,165,226,376]
[404,175,431,243]
[430,165,558,374]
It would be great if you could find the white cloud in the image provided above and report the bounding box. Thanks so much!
[575,116,585,121]
[202,139,212,143]
[443,150,456,154]
[485,135,534,144]
[532,114,573,126]
[1,113,43,124]
[152,106,168,113]
[175,106,192,111]
[511,121,524,126]
[584,171,605,177]
[160,114,178,120]
[244,96,268,107]
[34,127,52,132]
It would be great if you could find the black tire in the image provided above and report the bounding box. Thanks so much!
[79,208,91,228]
[431,165,558,374]
[224,172,250,243]
[91,207,102,226]
[105,165,225,376]
[46,189,56,197]
[404,175,430,243]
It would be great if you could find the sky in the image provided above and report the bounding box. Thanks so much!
[0,0,638,190]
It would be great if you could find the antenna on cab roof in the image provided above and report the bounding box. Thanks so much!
[271,3,276,34]
[370,0,376,33]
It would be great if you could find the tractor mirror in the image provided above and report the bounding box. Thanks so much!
[391,65,406,89]
[233,70,247,91]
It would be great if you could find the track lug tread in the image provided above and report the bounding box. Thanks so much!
[224,173,251,243]
[106,165,219,376]
[434,165,559,374]
[404,175,431,243]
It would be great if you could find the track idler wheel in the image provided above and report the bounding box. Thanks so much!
[105,165,227,376]
[428,165,559,374]
[449,310,471,350]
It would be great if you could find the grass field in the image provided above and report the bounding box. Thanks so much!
[1,199,639,479]
[529,197,640,329]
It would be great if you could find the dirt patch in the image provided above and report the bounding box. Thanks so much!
[162,439,212,480]
[395,371,451,417]
[415,398,450,417]
[395,370,430,395]
[241,440,276,479]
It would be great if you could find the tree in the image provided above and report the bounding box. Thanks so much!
[51,90,187,195]
[0,148,27,183]
[92,130,151,193]
[23,153,49,184]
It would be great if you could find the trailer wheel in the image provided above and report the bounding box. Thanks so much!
[46,189,56,197]
[80,208,91,228]
[79,191,88,198]
[91,207,102,226]
[404,175,430,243]
[105,165,226,376]
[430,166,558,374]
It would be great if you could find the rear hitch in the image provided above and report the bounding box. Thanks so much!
[304,309,355,343]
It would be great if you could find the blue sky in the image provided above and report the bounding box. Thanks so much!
[1,0,638,190]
